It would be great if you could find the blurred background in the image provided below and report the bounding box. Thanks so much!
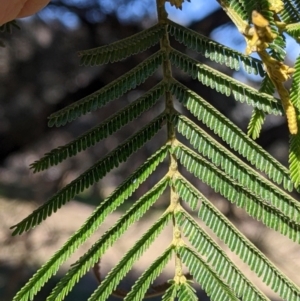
[1,0,300,300]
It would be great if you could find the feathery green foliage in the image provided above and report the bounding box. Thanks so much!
[167,20,264,75]
[247,108,266,139]
[289,54,300,186]
[78,23,165,66]
[12,146,168,301]
[11,113,166,235]
[176,210,269,300]
[174,114,300,222]
[48,50,165,127]
[172,143,300,240]
[11,0,300,300]
[169,48,282,114]
[47,179,170,301]
[177,282,198,301]
[179,246,239,301]
[161,282,177,300]
[123,245,173,301]
[175,176,300,300]
[247,76,273,139]
[281,0,300,23]
[285,22,300,39]
[170,80,294,191]
[31,82,166,172]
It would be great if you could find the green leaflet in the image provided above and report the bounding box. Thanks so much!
[47,177,170,301]
[162,282,177,301]
[289,133,300,187]
[169,48,282,114]
[259,75,276,95]
[281,0,300,23]
[289,55,300,187]
[167,20,264,75]
[12,146,168,301]
[173,115,300,223]
[11,113,166,235]
[199,201,300,300]
[175,176,300,301]
[177,282,198,301]
[48,50,165,127]
[169,80,294,191]
[31,82,166,172]
[218,0,248,21]
[78,23,165,66]
[123,245,173,301]
[178,246,239,301]
[247,76,273,139]
[176,210,268,301]
[173,177,198,211]
[285,22,300,40]
[290,55,300,111]
[172,143,300,241]
[247,108,266,139]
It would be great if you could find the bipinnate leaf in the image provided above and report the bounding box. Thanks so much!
[174,114,300,223]
[48,50,165,127]
[176,210,268,301]
[12,146,168,301]
[170,80,294,191]
[172,143,300,241]
[169,49,281,115]
[11,113,167,235]
[31,82,166,172]
[175,176,300,300]
[47,177,170,301]
[11,3,300,301]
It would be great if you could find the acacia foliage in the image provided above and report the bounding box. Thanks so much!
[10,0,300,300]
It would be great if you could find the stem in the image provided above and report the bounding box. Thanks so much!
[157,0,185,284]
